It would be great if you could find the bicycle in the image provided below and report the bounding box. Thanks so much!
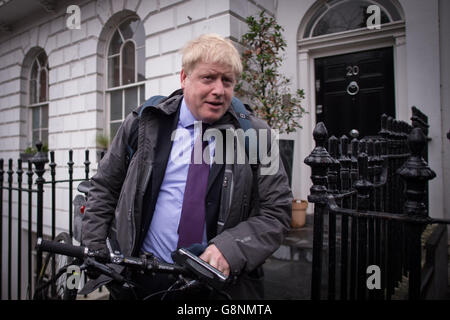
[31,180,91,300]
[32,232,78,300]
[33,236,231,300]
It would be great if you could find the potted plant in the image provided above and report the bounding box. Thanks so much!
[291,199,308,228]
[20,143,49,162]
[235,10,306,134]
[235,10,308,227]
[96,133,110,161]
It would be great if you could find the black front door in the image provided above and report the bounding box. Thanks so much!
[315,47,395,138]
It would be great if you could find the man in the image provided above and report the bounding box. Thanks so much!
[82,33,292,299]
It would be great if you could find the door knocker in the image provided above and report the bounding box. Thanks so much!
[347,81,359,96]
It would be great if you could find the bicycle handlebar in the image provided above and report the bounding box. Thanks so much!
[37,238,88,259]
[36,238,186,274]
[36,238,229,292]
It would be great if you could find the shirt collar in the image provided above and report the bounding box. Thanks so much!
[178,98,197,129]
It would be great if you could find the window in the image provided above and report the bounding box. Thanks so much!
[29,51,49,147]
[107,18,146,139]
[303,0,402,38]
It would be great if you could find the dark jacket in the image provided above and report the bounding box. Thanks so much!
[82,90,292,299]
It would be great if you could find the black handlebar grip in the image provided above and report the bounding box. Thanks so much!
[155,261,189,275]
[37,238,88,259]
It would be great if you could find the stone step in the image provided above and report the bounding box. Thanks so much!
[272,214,347,262]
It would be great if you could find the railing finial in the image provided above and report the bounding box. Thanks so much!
[398,127,436,217]
[304,122,334,204]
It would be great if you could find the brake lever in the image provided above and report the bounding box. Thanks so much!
[84,258,125,283]
[176,278,202,291]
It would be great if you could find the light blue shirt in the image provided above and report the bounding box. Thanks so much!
[141,98,212,263]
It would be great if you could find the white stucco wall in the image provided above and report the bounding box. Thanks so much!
[439,0,450,225]
[275,0,315,205]
[399,0,444,219]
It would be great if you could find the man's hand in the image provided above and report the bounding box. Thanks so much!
[85,244,110,279]
[199,244,230,277]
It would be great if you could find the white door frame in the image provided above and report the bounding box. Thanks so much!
[292,21,406,204]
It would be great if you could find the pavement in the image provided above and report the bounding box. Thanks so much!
[263,220,315,300]
[262,215,450,300]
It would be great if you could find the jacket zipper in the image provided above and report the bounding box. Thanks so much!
[128,206,135,253]
[241,194,248,220]
[218,169,233,233]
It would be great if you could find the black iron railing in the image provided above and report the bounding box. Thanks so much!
[0,144,92,300]
[304,107,450,300]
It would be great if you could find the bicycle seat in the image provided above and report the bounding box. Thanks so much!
[77,180,91,195]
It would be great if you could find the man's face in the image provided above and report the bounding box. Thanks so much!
[181,61,236,124]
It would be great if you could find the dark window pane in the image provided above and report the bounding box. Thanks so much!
[140,84,145,104]
[137,47,145,82]
[30,61,38,104]
[374,0,402,21]
[131,20,145,47]
[108,31,122,56]
[110,90,122,121]
[122,41,135,85]
[119,18,136,40]
[304,6,326,38]
[41,129,48,145]
[125,86,138,116]
[110,122,121,141]
[37,52,47,67]
[32,108,40,130]
[108,56,120,88]
[30,79,37,104]
[39,69,47,102]
[312,1,391,37]
[30,61,38,80]
[41,105,48,128]
[32,130,39,146]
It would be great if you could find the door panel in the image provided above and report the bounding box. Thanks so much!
[315,47,395,138]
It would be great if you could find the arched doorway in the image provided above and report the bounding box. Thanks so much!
[298,0,406,138]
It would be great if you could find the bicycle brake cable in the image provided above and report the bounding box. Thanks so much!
[160,279,187,300]
[142,277,187,301]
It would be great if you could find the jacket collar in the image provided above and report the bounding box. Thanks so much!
[140,89,184,116]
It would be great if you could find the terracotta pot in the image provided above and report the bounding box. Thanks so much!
[291,199,308,228]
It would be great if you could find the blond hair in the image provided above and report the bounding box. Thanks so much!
[181,33,242,78]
